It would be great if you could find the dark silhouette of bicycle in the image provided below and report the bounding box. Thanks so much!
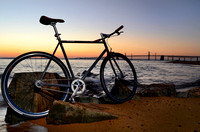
[1,16,137,118]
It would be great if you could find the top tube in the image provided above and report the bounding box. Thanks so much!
[61,40,103,44]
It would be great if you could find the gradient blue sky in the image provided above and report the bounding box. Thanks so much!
[0,0,200,57]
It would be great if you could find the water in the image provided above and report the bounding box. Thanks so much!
[67,59,200,85]
[133,60,200,85]
[0,58,200,130]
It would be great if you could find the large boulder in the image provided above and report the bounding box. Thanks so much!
[46,100,117,124]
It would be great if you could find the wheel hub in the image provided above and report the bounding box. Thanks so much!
[35,80,43,88]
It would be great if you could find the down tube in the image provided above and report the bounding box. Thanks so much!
[81,49,107,80]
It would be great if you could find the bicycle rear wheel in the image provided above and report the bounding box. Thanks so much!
[1,51,70,118]
[100,52,137,103]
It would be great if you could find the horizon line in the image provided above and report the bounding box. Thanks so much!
[1,54,200,59]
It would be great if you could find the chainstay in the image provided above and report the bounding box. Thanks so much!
[38,78,79,94]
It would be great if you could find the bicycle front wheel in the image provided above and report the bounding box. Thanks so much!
[1,51,70,118]
[100,52,137,103]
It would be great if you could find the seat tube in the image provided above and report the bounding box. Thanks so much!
[60,43,75,78]
[51,23,74,78]
[40,23,63,80]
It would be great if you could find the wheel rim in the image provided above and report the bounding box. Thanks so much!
[2,52,69,117]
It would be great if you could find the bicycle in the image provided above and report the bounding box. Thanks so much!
[1,16,137,118]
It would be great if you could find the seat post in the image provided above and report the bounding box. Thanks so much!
[51,22,61,42]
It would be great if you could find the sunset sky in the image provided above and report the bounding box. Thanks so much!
[0,0,200,57]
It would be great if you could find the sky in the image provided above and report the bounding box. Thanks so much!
[0,0,200,57]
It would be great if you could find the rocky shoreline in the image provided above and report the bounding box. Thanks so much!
[137,79,200,98]
[4,80,200,125]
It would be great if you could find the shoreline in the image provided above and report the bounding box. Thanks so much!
[5,96,200,132]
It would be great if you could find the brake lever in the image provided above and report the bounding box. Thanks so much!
[116,31,124,35]
[103,33,110,38]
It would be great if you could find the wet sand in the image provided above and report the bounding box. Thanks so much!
[6,96,200,132]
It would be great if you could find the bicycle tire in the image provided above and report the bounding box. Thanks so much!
[100,52,137,103]
[1,51,70,118]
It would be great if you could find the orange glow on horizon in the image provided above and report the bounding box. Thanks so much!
[0,34,200,58]
[1,42,200,58]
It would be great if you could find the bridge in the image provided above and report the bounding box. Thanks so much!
[125,52,200,61]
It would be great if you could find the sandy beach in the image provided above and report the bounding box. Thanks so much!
[6,96,200,132]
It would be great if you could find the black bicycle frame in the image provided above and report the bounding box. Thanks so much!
[40,23,120,89]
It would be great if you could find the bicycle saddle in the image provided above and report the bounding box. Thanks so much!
[40,16,65,25]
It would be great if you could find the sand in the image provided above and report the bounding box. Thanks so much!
[6,96,200,132]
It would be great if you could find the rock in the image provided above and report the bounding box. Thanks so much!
[5,107,30,124]
[84,78,102,95]
[5,72,66,124]
[137,83,176,97]
[46,100,117,124]
[132,95,141,101]
[176,91,189,98]
[75,96,100,104]
[98,79,134,103]
[111,79,132,98]
[99,95,115,104]
[188,87,200,97]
